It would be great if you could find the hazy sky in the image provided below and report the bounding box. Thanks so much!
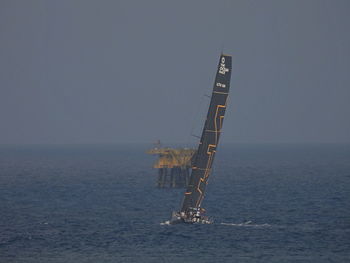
[1,0,349,144]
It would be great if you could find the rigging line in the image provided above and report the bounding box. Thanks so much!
[191,134,201,139]
[185,94,211,148]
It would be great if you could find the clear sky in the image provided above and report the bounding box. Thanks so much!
[1,0,349,144]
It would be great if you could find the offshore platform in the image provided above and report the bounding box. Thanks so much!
[147,141,195,188]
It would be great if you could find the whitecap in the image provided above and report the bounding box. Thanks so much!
[160,220,171,225]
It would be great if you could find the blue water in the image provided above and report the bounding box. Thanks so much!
[0,144,349,262]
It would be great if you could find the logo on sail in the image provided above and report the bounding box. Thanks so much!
[218,57,229,75]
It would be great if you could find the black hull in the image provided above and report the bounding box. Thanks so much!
[170,210,213,225]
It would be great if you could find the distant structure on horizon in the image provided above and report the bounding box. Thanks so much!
[147,141,195,188]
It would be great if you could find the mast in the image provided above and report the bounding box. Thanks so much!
[180,54,232,214]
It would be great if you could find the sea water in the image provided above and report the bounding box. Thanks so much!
[0,144,349,262]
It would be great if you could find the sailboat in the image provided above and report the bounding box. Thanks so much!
[170,54,232,224]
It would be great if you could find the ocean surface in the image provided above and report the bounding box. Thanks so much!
[0,143,349,262]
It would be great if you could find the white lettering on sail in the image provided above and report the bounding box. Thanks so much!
[218,57,229,75]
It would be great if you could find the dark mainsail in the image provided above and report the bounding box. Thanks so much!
[179,54,232,217]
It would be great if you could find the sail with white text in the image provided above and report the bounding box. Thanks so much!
[170,54,232,224]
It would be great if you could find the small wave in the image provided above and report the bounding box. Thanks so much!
[160,220,271,227]
[220,221,271,227]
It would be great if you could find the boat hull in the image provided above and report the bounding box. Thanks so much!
[169,211,213,225]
